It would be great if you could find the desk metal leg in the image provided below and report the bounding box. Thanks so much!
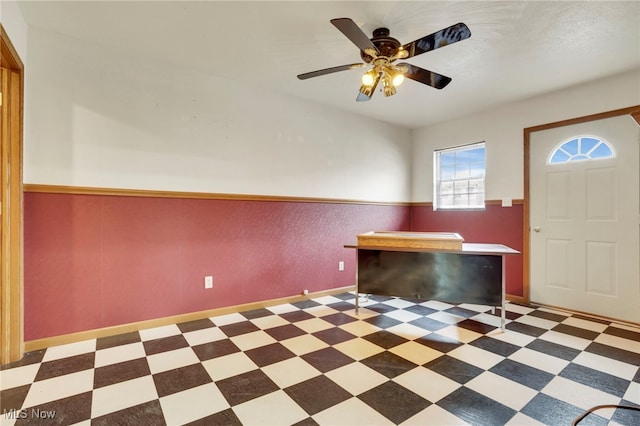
[501,255,506,332]
[355,249,359,315]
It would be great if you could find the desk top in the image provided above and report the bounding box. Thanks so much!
[344,242,520,256]
[358,231,464,251]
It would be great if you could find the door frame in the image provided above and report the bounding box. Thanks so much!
[523,105,640,311]
[1,23,24,364]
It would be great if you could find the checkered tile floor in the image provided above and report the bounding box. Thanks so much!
[1,293,639,425]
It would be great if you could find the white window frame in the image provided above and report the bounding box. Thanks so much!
[433,142,486,210]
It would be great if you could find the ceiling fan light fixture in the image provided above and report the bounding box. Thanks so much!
[361,70,377,86]
[358,83,375,98]
[382,74,397,97]
[391,73,405,87]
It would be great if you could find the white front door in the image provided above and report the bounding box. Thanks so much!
[530,115,639,323]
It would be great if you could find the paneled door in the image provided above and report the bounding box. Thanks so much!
[530,115,639,323]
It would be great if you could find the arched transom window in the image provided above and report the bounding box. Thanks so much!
[548,136,615,164]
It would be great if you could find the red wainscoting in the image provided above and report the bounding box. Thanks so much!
[24,193,524,341]
[411,203,524,297]
[23,192,411,341]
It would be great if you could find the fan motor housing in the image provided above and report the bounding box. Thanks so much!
[360,27,401,63]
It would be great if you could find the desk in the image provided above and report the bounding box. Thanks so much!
[346,235,520,332]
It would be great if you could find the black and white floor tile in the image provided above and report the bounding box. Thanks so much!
[1,293,639,425]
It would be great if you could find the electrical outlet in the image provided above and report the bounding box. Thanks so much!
[338,261,345,271]
[204,275,213,289]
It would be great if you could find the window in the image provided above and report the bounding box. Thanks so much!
[434,142,485,210]
[548,136,615,164]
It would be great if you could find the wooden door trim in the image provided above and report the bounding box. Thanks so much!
[523,105,640,305]
[1,23,24,365]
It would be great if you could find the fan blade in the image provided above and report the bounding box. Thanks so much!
[356,92,370,102]
[297,63,365,80]
[356,73,381,102]
[399,63,452,89]
[331,18,380,55]
[402,23,471,58]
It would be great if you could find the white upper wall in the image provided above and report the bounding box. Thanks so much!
[1,0,28,61]
[23,27,412,203]
[411,69,640,202]
[19,23,640,205]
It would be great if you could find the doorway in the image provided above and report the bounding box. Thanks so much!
[1,24,24,364]
[524,107,640,324]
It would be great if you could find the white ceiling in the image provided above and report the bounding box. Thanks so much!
[16,1,640,129]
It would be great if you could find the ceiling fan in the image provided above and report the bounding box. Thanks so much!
[297,18,471,101]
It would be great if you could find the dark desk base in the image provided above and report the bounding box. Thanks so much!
[355,249,506,331]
